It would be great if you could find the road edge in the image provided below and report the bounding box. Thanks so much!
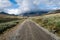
[29,19,60,40]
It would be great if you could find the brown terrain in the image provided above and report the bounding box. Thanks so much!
[0,20,58,40]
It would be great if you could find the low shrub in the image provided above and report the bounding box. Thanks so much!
[32,14,60,36]
[0,20,20,34]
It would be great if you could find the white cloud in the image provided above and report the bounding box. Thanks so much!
[0,0,12,12]
[15,0,60,11]
[15,0,33,14]
[15,0,39,13]
[6,9,21,15]
[1,0,60,14]
[33,0,60,6]
[0,0,12,8]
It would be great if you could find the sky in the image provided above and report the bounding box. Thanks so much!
[0,0,60,15]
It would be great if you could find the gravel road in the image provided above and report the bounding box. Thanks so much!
[0,20,56,40]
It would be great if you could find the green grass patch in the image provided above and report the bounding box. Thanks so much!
[0,20,23,34]
[0,17,25,34]
[32,14,60,37]
[0,18,20,23]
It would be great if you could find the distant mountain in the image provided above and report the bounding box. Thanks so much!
[48,9,60,14]
[0,12,9,15]
[0,12,17,16]
[20,10,49,16]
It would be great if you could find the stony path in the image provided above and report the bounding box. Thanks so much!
[0,20,56,40]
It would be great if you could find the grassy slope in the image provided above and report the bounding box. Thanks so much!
[32,13,60,37]
[0,15,26,34]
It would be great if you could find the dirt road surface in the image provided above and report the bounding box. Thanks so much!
[0,20,57,40]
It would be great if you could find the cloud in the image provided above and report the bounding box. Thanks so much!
[15,0,60,10]
[15,0,39,13]
[33,0,60,9]
[0,0,12,12]
[0,0,12,8]
[1,0,60,14]
[15,0,32,14]
[6,9,20,15]
[20,0,30,11]
[4,0,33,14]
[14,0,60,14]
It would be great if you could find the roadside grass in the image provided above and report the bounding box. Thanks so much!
[32,13,60,37]
[0,15,26,34]
[0,18,19,23]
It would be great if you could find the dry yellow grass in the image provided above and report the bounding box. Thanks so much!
[32,13,60,37]
[0,14,26,34]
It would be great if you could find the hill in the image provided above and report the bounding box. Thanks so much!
[21,9,60,16]
[19,10,49,16]
[0,12,18,17]
[32,13,60,37]
[48,9,60,14]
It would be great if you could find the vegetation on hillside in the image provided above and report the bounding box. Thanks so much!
[0,20,19,34]
[32,14,60,36]
[0,15,26,34]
